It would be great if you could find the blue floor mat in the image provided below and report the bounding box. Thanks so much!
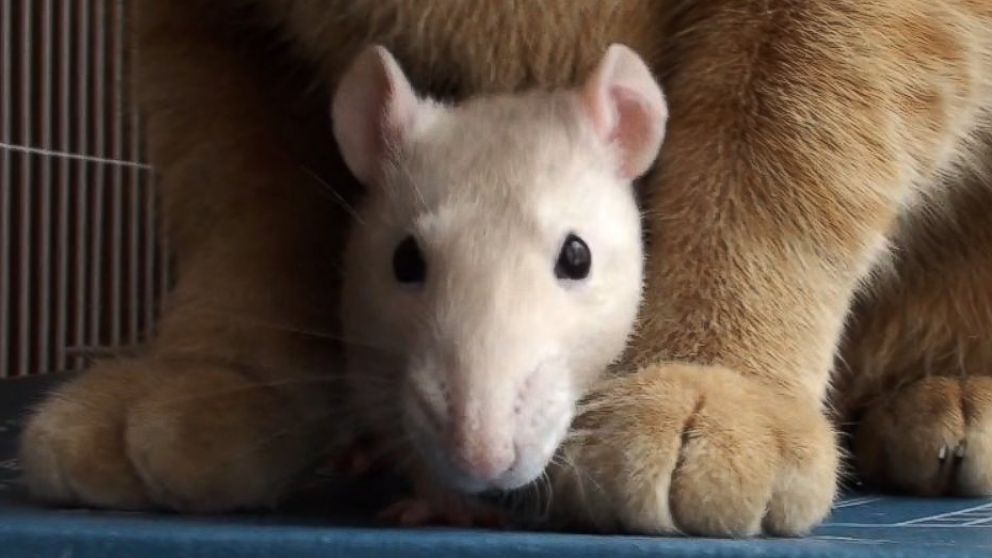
[1,374,990,558]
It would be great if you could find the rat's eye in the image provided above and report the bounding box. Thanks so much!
[393,235,427,284]
[555,234,591,280]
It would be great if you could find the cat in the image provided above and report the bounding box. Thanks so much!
[18,0,992,536]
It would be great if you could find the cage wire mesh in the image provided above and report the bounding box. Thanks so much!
[0,0,169,378]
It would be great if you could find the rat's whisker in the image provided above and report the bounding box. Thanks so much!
[394,157,428,212]
[174,306,400,356]
[142,376,351,408]
[561,427,598,443]
[199,408,346,471]
[129,354,405,410]
[298,163,364,224]
[559,447,604,509]
[541,469,554,520]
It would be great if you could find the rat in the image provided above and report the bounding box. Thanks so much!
[331,43,668,526]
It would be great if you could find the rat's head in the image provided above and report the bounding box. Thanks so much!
[333,44,667,494]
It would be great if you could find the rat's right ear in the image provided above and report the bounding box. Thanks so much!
[580,44,668,181]
[332,45,421,186]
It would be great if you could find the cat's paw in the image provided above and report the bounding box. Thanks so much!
[854,375,992,496]
[19,359,153,509]
[552,364,838,537]
[19,358,329,512]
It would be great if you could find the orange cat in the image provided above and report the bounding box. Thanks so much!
[18,0,992,536]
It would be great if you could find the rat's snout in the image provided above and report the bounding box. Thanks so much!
[447,414,516,484]
[406,351,575,493]
[406,369,523,491]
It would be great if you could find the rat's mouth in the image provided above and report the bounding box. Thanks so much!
[401,355,577,495]
[403,390,574,495]
[431,440,558,495]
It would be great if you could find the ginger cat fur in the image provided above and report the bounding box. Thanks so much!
[18,0,992,537]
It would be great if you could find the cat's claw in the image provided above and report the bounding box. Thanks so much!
[937,442,968,464]
[954,443,967,460]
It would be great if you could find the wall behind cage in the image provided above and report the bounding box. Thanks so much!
[0,0,169,378]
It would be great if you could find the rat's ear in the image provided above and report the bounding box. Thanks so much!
[580,44,668,180]
[332,45,421,186]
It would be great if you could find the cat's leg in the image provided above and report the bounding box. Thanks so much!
[18,2,351,511]
[552,0,992,536]
[839,165,992,496]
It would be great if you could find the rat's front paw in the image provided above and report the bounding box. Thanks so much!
[552,364,838,537]
[378,496,508,528]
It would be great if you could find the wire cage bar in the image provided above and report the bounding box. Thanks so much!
[0,0,168,378]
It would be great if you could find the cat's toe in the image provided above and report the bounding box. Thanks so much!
[854,375,992,496]
[124,361,328,512]
[18,359,153,509]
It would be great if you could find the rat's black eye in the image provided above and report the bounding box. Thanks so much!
[555,234,591,280]
[393,235,426,284]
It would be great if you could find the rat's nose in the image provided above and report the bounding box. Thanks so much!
[448,425,516,485]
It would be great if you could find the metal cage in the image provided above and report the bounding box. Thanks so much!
[0,0,168,378]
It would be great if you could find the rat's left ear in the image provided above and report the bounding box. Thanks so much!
[332,45,423,186]
[580,44,668,180]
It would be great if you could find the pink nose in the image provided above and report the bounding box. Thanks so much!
[449,431,515,482]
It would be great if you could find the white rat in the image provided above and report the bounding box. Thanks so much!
[332,43,668,524]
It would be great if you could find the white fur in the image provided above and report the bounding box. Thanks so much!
[334,45,667,493]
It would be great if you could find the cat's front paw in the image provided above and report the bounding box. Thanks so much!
[19,357,329,512]
[854,375,992,496]
[19,359,154,509]
[552,364,838,537]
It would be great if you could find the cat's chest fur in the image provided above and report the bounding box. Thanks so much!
[250,0,668,97]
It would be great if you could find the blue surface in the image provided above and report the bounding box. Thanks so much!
[1,374,991,557]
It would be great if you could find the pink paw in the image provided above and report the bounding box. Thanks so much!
[378,497,508,528]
